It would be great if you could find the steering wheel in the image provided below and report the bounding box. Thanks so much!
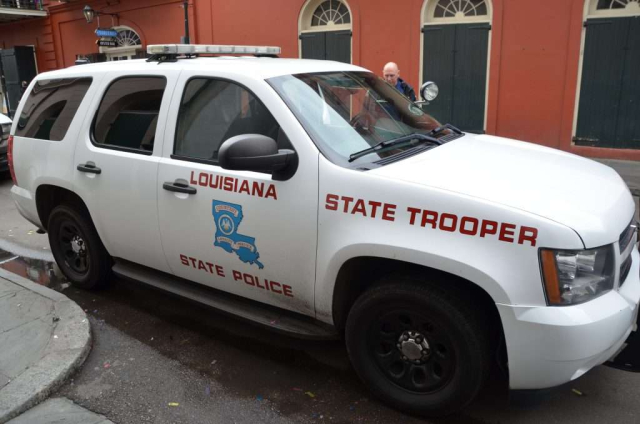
[350,112,374,135]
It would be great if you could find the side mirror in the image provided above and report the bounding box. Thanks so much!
[420,81,439,103]
[218,134,297,181]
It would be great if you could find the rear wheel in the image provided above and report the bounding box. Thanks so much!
[345,278,490,417]
[48,205,112,289]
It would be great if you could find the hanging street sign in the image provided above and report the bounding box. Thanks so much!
[97,38,117,47]
[95,28,118,38]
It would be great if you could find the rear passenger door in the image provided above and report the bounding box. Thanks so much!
[73,70,180,273]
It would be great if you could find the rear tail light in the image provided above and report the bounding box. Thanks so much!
[7,135,17,185]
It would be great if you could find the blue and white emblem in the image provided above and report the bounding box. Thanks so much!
[212,200,264,269]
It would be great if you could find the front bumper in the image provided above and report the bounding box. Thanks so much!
[498,246,640,390]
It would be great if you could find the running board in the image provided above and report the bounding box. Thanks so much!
[112,259,339,340]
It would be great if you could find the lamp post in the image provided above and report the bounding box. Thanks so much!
[182,1,190,44]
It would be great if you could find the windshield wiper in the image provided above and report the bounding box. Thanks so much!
[428,123,463,137]
[348,133,441,163]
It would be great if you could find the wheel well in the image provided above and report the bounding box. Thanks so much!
[35,185,91,231]
[332,257,506,362]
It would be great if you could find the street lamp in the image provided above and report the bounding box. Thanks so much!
[82,5,118,25]
[83,5,95,23]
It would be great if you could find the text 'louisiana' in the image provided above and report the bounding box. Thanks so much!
[190,171,277,200]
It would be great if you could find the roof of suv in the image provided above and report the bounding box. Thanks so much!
[37,57,369,81]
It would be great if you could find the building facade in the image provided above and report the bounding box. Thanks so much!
[1,0,638,160]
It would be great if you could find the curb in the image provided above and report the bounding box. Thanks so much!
[0,268,91,424]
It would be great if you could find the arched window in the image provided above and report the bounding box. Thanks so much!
[299,0,352,63]
[100,26,143,61]
[311,0,350,26]
[300,0,352,32]
[114,29,141,48]
[586,0,640,17]
[424,0,491,24]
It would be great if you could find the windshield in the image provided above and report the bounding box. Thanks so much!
[268,71,443,167]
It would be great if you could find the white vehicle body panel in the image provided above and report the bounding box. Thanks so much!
[7,57,640,393]
[10,72,105,229]
[371,134,636,248]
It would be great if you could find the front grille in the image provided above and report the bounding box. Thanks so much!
[620,220,636,254]
[620,255,632,288]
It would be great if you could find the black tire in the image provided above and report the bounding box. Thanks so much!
[345,277,491,417]
[48,204,112,290]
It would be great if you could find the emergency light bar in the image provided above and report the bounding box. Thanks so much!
[147,44,281,56]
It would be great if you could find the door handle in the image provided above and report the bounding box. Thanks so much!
[163,181,197,195]
[77,163,101,174]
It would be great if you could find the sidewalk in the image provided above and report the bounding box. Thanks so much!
[596,158,640,198]
[0,268,91,423]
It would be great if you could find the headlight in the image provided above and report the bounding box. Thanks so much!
[540,245,615,306]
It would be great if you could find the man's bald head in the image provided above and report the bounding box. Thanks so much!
[383,62,400,85]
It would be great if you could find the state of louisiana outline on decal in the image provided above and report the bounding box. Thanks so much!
[212,200,264,269]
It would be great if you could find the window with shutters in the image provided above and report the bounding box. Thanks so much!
[299,0,352,63]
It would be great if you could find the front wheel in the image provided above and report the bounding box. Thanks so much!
[345,278,490,417]
[48,204,112,290]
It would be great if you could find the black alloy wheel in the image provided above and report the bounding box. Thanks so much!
[345,278,491,417]
[370,309,457,394]
[57,219,90,276]
[48,204,112,289]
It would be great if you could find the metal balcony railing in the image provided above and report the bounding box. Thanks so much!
[0,1,45,11]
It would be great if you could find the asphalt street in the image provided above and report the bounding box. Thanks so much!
[1,173,640,423]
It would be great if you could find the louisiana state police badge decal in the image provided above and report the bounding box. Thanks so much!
[212,200,264,269]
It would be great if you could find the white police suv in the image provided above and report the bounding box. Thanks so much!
[7,44,640,416]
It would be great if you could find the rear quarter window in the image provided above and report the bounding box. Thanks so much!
[16,77,92,141]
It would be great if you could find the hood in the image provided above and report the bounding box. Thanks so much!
[371,134,635,248]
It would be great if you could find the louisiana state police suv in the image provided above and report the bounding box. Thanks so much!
[6,43,640,417]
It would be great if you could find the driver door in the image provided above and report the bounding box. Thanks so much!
[156,72,319,316]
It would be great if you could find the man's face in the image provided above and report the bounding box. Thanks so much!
[383,66,399,85]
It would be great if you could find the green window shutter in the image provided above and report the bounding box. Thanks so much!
[616,17,640,149]
[300,32,326,60]
[326,30,351,64]
[451,23,490,134]
[422,25,456,125]
[575,18,630,147]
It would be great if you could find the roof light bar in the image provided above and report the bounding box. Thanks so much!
[147,44,281,56]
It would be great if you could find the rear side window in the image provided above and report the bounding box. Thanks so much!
[16,78,92,141]
[174,78,280,162]
[92,77,166,154]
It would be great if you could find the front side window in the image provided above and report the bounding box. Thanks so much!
[269,72,443,167]
[92,77,166,153]
[16,78,92,141]
[174,78,280,163]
